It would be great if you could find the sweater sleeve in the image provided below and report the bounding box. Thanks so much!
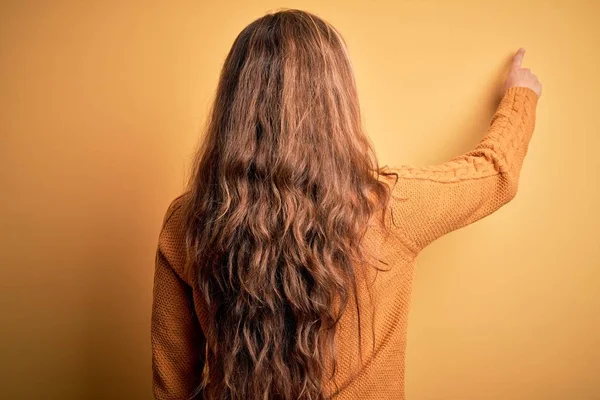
[152,206,205,399]
[389,86,539,252]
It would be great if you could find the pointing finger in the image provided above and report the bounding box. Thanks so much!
[511,48,525,70]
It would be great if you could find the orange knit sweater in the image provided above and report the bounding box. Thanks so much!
[152,86,539,399]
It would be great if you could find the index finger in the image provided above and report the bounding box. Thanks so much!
[511,48,526,70]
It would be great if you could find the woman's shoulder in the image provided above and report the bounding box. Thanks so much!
[157,192,191,284]
[160,192,190,226]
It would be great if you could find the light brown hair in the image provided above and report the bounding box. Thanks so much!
[181,8,398,399]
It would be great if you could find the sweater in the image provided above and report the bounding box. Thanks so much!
[151,86,539,399]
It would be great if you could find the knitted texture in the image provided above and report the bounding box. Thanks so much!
[151,86,538,399]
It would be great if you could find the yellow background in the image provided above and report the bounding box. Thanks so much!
[1,1,598,399]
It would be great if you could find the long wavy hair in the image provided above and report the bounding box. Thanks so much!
[181,8,399,400]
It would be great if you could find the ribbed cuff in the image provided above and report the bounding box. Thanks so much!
[505,86,539,108]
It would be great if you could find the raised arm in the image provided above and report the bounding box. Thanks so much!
[390,48,542,252]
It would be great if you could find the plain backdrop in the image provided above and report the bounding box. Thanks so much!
[1,1,599,399]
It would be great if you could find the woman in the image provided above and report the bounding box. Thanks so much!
[151,8,542,400]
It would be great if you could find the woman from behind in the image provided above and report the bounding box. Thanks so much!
[151,8,542,400]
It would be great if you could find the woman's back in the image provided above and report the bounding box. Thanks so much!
[151,8,541,400]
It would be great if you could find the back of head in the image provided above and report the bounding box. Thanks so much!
[182,8,398,400]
